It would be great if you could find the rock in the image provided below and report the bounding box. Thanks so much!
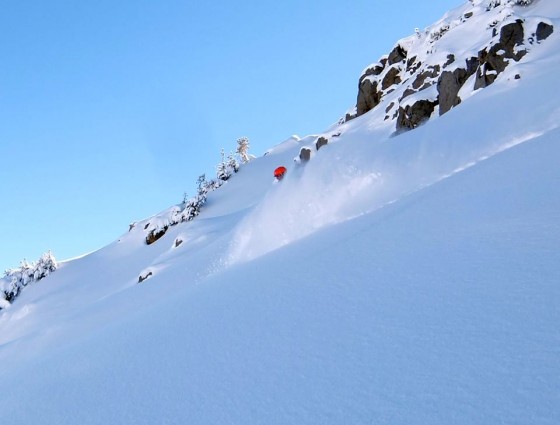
[315,137,328,151]
[138,271,153,283]
[465,56,479,75]
[400,88,416,101]
[514,74,521,80]
[464,12,473,19]
[359,64,385,83]
[299,147,312,162]
[146,226,168,245]
[388,44,407,65]
[129,223,136,232]
[406,56,421,73]
[381,67,402,90]
[536,22,554,41]
[443,54,455,68]
[345,112,356,122]
[385,102,395,113]
[396,99,438,131]
[175,238,183,248]
[412,65,440,89]
[474,20,526,90]
[500,20,525,53]
[357,79,381,116]
[437,68,470,115]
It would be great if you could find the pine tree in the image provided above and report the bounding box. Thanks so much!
[1,251,58,308]
[236,137,252,163]
[227,151,240,174]
[216,149,231,181]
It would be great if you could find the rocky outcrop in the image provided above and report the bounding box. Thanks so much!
[382,67,402,90]
[412,65,440,90]
[437,67,472,115]
[346,10,554,133]
[475,20,527,89]
[396,100,438,131]
[388,44,407,65]
[316,136,329,151]
[357,79,381,115]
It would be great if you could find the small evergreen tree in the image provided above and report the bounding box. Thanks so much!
[227,151,240,174]
[236,137,252,163]
[216,149,231,181]
[1,251,58,308]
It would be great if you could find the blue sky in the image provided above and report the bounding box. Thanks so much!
[1,0,461,271]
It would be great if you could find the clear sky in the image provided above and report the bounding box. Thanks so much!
[1,0,462,272]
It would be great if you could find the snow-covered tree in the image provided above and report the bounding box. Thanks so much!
[236,137,252,164]
[1,251,58,308]
[227,151,240,174]
[217,149,231,181]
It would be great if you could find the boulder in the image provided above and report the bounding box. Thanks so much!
[315,137,329,151]
[396,99,438,131]
[146,226,168,245]
[299,147,312,162]
[536,22,554,41]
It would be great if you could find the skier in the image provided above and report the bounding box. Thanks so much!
[274,166,287,180]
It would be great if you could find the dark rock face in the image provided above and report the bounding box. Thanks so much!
[382,67,402,90]
[475,20,526,89]
[466,56,479,75]
[388,44,407,65]
[536,22,554,41]
[500,20,525,52]
[360,64,385,82]
[412,65,440,89]
[348,14,554,133]
[299,147,312,162]
[396,99,438,131]
[357,79,381,116]
[406,56,422,74]
[438,67,471,115]
[315,137,328,151]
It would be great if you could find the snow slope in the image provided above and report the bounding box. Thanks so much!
[1,1,559,423]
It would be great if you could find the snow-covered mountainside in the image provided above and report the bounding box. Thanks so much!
[1,1,559,424]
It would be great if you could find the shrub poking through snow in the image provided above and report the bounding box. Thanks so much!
[1,251,58,308]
